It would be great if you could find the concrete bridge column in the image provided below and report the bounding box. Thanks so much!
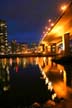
[62,33,70,56]
[39,44,45,52]
[42,44,45,52]
[62,33,71,87]
[42,45,49,53]
[43,44,47,52]
[51,43,57,66]
[40,44,48,53]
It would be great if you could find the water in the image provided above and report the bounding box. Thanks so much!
[0,57,72,108]
[0,57,55,107]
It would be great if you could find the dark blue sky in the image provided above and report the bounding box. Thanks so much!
[0,0,69,44]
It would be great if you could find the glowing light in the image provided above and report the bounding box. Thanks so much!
[42,71,46,79]
[9,58,12,65]
[1,23,5,26]
[43,31,45,34]
[16,57,20,64]
[45,77,49,85]
[63,70,66,84]
[61,5,67,12]
[62,34,65,50]
[48,27,51,31]
[43,57,46,62]
[48,82,53,90]
[60,70,63,74]
[48,19,51,23]
[23,58,27,68]
[51,23,54,27]
[52,26,62,34]
[45,26,48,30]
[52,93,57,100]
[46,32,48,35]
[3,86,9,91]
[53,82,67,97]
[48,82,52,86]
[3,58,7,65]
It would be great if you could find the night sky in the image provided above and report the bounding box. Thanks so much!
[0,0,69,44]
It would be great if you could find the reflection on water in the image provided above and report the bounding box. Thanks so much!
[0,57,58,107]
[0,57,67,93]
[0,56,72,107]
[37,57,72,98]
[0,57,39,90]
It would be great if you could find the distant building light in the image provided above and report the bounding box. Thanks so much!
[1,23,5,26]
[1,45,4,48]
[0,33,3,35]
[5,25,7,28]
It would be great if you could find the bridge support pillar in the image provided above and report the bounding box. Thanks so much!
[63,33,70,56]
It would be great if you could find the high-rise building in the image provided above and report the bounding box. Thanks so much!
[0,19,8,54]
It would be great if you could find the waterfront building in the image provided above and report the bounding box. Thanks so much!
[0,19,8,54]
[9,40,29,54]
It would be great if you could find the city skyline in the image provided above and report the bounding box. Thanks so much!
[0,0,69,44]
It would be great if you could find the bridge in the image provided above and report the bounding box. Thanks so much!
[39,1,72,57]
[39,1,72,87]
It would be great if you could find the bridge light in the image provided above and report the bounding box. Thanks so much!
[45,26,48,30]
[43,31,45,34]
[48,27,51,31]
[48,19,51,23]
[61,5,67,12]
[51,23,54,27]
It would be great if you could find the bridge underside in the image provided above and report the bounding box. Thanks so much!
[40,2,72,55]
